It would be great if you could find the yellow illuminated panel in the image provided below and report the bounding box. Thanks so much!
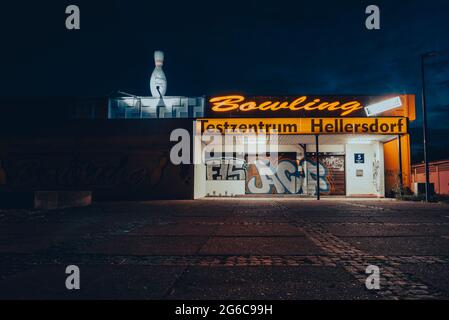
[208,95,416,119]
[197,118,408,135]
[210,95,364,116]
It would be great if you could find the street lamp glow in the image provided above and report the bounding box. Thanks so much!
[364,96,402,116]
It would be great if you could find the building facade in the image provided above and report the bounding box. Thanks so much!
[193,95,415,198]
[0,93,415,201]
[412,160,449,195]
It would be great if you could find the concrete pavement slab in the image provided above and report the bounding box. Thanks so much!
[398,263,449,298]
[84,236,208,255]
[167,266,379,300]
[0,265,184,299]
[213,224,305,237]
[129,224,220,236]
[199,237,325,255]
[343,236,449,256]
[325,223,449,237]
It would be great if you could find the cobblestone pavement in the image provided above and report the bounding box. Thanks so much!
[1,199,449,300]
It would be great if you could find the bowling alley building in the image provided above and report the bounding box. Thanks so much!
[0,92,416,203]
[0,50,417,202]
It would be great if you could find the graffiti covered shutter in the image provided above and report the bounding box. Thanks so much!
[320,155,346,195]
[245,153,300,194]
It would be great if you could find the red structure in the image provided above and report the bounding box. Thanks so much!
[412,160,449,195]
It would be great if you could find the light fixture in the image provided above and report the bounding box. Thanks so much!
[364,96,402,116]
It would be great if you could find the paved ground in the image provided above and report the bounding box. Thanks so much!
[1,199,449,300]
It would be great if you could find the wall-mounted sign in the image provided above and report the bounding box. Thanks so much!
[197,117,408,135]
[354,153,365,164]
[206,95,416,119]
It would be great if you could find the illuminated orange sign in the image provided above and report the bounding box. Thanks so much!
[209,95,364,116]
[198,118,408,135]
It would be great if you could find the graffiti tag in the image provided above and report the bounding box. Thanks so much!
[206,158,246,180]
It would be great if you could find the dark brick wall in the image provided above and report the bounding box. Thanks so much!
[0,119,194,201]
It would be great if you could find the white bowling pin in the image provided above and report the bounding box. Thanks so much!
[150,50,167,97]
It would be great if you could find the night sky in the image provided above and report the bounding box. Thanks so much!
[1,0,448,162]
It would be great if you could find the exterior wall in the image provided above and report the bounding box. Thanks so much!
[384,139,399,195]
[400,134,412,189]
[375,141,386,197]
[109,96,204,119]
[194,163,207,199]
[305,145,345,153]
[0,95,416,201]
[384,134,412,196]
[206,180,245,197]
[412,160,449,195]
[0,120,194,201]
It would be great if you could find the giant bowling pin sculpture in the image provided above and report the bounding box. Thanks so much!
[150,50,167,98]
